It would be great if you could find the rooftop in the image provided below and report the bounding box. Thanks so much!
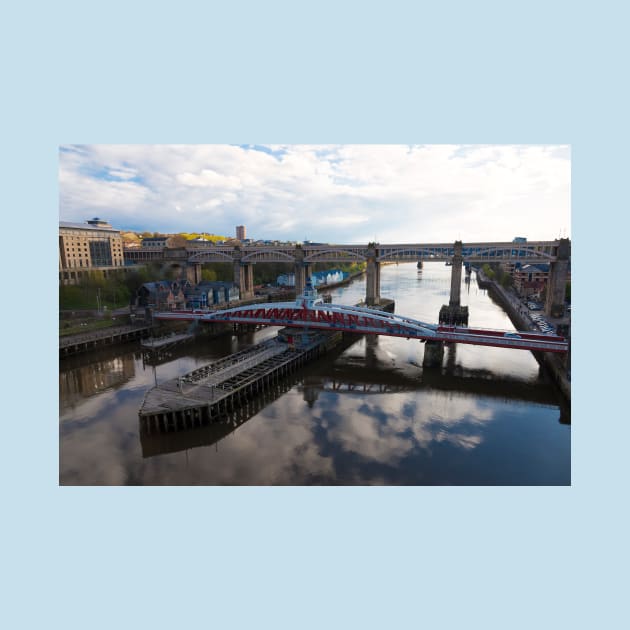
[60,220,118,232]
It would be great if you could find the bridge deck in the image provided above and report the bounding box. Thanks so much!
[154,300,568,353]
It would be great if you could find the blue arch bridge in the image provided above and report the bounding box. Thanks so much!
[154,280,568,355]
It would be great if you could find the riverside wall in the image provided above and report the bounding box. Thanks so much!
[475,269,570,401]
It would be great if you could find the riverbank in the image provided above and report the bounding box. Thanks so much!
[475,269,571,401]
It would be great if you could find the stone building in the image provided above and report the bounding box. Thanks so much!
[136,280,187,310]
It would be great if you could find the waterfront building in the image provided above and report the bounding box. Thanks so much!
[236,225,246,240]
[187,281,240,307]
[513,263,550,298]
[59,217,125,285]
[136,280,187,309]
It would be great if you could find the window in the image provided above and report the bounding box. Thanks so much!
[89,240,112,267]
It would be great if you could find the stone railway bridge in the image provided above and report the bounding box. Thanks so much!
[125,239,570,318]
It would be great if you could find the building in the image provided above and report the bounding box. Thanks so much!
[184,281,240,308]
[136,280,187,310]
[513,263,550,298]
[236,225,246,240]
[59,218,125,285]
[141,236,170,249]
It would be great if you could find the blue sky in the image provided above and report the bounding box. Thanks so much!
[59,144,570,242]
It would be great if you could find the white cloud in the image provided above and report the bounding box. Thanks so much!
[59,144,570,242]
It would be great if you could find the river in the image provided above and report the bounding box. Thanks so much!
[59,262,570,485]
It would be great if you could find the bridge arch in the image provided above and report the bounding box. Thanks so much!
[378,248,452,262]
[241,250,296,263]
[462,246,555,262]
[304,249,367,263]
[188,251,235,263]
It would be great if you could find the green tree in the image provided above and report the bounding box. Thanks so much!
[201,268,218,282]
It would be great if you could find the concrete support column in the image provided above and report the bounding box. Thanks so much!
[233,260,245,295]
[294,245,306,296]
[366,244,380,306]
[305,264,312,284]
[246,264,254,298]
[545,238,570,318]
[294,265,306,296]
[423,340,444,368]
[233,246,244,298]
[449,240,463,307]
[186,262,202,284]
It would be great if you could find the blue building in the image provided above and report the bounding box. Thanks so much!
[184,281,240,308]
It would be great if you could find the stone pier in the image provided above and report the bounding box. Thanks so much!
[423,340,444,367]
[293,247,312,296]
[233,251,254,300]
[439,240,469,325]
[186,262,202,284]
[366,243,381,306]
[545,238,570,318]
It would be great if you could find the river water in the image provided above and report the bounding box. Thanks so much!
[59,263,570,485]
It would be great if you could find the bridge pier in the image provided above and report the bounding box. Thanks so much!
[423,340,444,368]
[294,263,312,297]
[294,245,311,297]
[545,238,570,317]
[449,240,463,306]
[366,244,380,305]
[186,262,202,284]
[234,262,254,300]
[439,241,469,325]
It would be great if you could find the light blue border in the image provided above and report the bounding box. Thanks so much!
[4,1,625,628]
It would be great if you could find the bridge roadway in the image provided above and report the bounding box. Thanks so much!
[154,298,568,354]
[126,238,571,316]
[185,240,566,264]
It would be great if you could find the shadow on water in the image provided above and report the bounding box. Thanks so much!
[139,373,302,458]
[139,354,567,459]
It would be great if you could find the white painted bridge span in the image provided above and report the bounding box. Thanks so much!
[153,287,568,354]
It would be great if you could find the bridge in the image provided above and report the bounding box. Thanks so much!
[126,237,571,318]
[153,281,568,363]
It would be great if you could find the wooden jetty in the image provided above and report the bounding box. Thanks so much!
[60,324,152,357]
[140,331,195,350]
[139,331,342,431]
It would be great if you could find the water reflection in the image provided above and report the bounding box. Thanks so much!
[137,364,565,479]
[60,263,570,485]
[59,351,138,412]
[139,374,301,458]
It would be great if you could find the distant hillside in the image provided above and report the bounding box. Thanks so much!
[180,233,228,243]
[121,231,229,246]
[121,231,141,245]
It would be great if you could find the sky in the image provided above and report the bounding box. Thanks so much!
[58,144,571,243]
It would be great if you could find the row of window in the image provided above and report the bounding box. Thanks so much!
[63,259,124,269]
